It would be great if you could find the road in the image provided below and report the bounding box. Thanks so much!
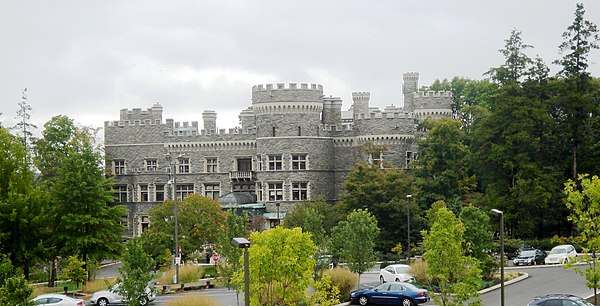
[99,263,593,305]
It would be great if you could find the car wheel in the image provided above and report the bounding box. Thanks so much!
[380,276,385,284]
[138,296,149,306]
[401,298,414,306]
[358,295,369,306]
[97,297,109,306]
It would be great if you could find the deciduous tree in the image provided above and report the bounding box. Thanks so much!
[117,238,155,306]
[422,201,482,306]
[236,227,316,306]
[564,174,600,305]
[331,209,380,286]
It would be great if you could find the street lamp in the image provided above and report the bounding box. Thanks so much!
[232,237,251,306]
[406,194,412,258]
[276,202,280,226]
[490,208,505,306]
[165,153,183,284]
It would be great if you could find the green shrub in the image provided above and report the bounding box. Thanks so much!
[157,265,204,284]
[324,268,358,300]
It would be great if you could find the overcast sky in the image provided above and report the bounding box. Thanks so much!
[2,0,599,134]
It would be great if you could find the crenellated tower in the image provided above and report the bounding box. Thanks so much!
[402,72,419,112]
[352,92,371,119]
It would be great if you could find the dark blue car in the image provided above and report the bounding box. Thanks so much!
[350,282,430,306]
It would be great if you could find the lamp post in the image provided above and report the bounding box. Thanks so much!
[276,202,280,226]
[232,237,251,306]
[490,208,504,306]
[165,153,181,284]
[406,194,412,258]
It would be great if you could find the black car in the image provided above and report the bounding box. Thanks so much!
[513,249,546,266]
[527,294,594,306]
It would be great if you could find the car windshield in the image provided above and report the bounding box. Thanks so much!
[520,250,536,257]
[550,248,567,254]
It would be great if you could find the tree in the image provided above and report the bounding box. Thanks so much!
[60,255,87,288]
[422,201,482,306]
[331,209,380,286]
[217,209,247,299]
[341,162,414,253]
[140,194,226,261]
[33,116,125,283]
[459,206,495,278]
[11,88,37,148]
[415,117,475,211]
[50,126,126,270]
[554,3,600,180]
[117,238,155,306]
[0,128,48,278]
[564,174,600,305]
[0,255,34,306]
[486,29,533,84]
[235,227,316,306]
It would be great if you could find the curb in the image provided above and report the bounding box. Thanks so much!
[478,272,529,294]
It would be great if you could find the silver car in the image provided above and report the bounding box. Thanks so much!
[90,283,155,306]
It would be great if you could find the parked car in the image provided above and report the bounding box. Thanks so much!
[544,244,577,265]
[31,293,84,306]
[90,283,155,306]
[527,293,594,306]
[379,264,414,283]
[513,249,546,266]
[350,282,429,306]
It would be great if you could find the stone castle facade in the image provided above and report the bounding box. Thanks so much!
[104,72,452,237]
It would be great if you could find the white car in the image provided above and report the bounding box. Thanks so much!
[31,293,84,306]
[544,244,577,265]
[90,283,155,306]
[379,263,414,283]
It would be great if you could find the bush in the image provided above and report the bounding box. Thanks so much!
[408,260,428,284]
[324,268,358,300]
[164,294,220,306]
[157,265,204,284]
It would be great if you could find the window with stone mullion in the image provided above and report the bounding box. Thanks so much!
[268,155,283,171]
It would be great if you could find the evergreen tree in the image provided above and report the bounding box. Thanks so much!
[11,88,37,148]
[554,3,600,180]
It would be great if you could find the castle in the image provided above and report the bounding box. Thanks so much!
[104,72,452,237]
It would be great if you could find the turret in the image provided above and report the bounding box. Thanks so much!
[322,96,342,125]
[352,92,370,120]
[403,72,419,112]
[239,107,255,132]
[202,110,217,134]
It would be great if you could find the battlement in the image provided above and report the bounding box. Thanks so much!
[415,91,452,98]
[352,92,370,102]
[252,83,323,92]
[119,103,163,122]
[403,72,420,80]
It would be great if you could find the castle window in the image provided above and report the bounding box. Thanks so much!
[114,185,128,202]
[204,183,220,200]
[291,182,309,201]
[120,214,129,227]
[406,151,415,167]
[155,184,165,202]
[145,159,158,171]
[369,152,383,166]
[291,154,307,170]
[205,157,218,173]
[257,155,263,171]
[268,182,284,201]
[176,184,194,200]
[114,160,126,175]
[178,158,190,174]
[140,215,150,233]
[298,126,301,136]
[139,184,149,202]
[268,155,283,171]
[272,126,276,137]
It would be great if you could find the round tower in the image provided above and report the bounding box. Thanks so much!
[403,72,419,112]
[322,96,342,125]
[251,83,323,138]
